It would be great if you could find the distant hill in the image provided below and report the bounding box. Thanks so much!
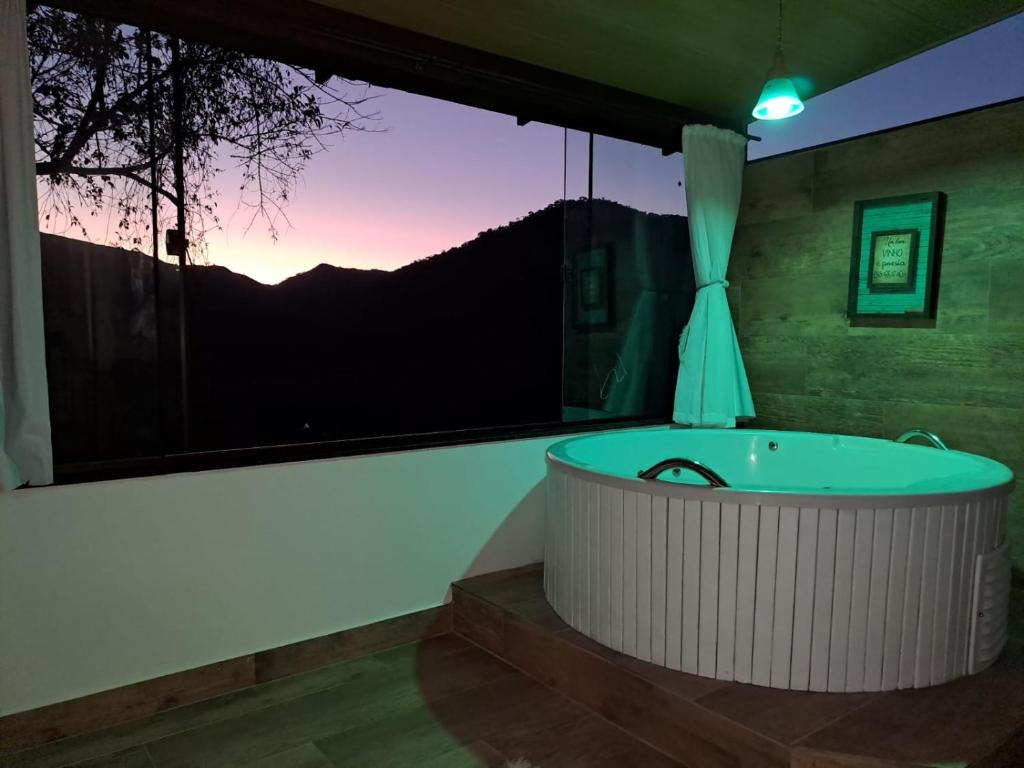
[39,198,691,462]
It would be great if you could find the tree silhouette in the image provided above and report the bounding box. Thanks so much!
[29,5,380,254]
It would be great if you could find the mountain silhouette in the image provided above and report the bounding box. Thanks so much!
[40,198,691,464]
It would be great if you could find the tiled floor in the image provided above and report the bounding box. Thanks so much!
[452,565,1024,768]
[5,634,681,768]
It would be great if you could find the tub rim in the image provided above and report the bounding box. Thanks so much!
[546,428,1015,509]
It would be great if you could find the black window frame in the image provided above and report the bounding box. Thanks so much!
[34,0,733,485]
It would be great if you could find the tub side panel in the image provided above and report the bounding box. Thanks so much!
[734,504,760,684]
[636,492,653,662]
[951,500,978,679]
[667,498,687,671]
[931,504,958,684]
[770,506,799,688]
[609,487,625,652]
[864,507,893,691]
[752,505,780,687]
[542,463,1011,693]
[828,508,857,692]
[623,490,638,657]
[651,495,668,666]
[560,473,573,621]
[588,482,602,637]
[716,502,740,682]
[790,507,819,690]
[899,507,927,688]
[698,500,721,678]
[597,486,612,647]
[573,477,588,632]
[809,508,838,692]
[914,506,943,687]
[881,507,911,690]
[845,508,875,692]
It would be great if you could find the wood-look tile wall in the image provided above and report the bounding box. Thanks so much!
[730,99,1024,567]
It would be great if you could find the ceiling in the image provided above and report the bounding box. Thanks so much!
[312,0,1023,125]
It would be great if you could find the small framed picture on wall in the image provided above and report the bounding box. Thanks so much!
[847,192,945,327]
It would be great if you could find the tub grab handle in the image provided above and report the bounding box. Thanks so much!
[637,458,729,488]
[894,429,949,450]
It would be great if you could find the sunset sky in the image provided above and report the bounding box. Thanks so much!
[197,96,686,284]
[37,12,1023,285]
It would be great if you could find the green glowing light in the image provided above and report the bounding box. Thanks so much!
[752,77,804,120]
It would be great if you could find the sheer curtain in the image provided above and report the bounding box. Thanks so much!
[672,124,754,427]
[1,0,53,489]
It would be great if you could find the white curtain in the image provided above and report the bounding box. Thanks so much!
[1,0,53,489]
[672,124,754,427]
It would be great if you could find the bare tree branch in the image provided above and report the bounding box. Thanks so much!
[28,6,382,252]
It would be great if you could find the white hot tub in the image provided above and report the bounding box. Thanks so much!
[543,427,1014,692]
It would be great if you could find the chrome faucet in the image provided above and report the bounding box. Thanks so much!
[894,429,948,450]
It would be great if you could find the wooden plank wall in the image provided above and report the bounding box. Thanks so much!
[729,99,1024,568]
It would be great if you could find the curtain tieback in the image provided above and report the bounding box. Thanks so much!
[697,279,729,290]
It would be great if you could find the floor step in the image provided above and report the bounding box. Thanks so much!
[451,564,1024,768]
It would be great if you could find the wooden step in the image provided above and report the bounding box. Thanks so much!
[452,564,1024,768]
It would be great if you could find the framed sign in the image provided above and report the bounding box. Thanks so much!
[867,229,919,292]
[847,192,945,326]
[572,244,614,330]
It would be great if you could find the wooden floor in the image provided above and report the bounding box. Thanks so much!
[453,565,1024,768]
[9,563,1024,768]
[5,631,681,768]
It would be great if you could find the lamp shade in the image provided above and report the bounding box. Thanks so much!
[752,76,804,120]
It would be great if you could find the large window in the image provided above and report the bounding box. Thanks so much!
[30,5,693,477]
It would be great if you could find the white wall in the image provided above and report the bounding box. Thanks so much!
[0,435,559,716]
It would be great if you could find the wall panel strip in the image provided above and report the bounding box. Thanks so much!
[609,488,625,652]
[623,490,638,657]
[809,508,838,692]
[698,501,721,677]
[636,492,653,662]
[717,502,740,681]
[828,509,857,692]
[651,496,668,665]
[790,507,819,690]
[770,506,799,688]
[734,504,760,684]
[864,507,893,691]
[881,508,911,690]
[667,498,687,670]
[752,506,780,687]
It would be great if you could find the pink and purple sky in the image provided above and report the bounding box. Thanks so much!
[37,11,1023,285]
[197,95,685,284]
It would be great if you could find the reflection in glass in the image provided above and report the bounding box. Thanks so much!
[562,132,694,422]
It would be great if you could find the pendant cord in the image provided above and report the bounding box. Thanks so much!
[777,0,784,52]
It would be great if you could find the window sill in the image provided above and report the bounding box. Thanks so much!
[48,416,669,486]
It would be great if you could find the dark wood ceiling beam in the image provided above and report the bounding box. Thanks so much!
[42,0,746,152]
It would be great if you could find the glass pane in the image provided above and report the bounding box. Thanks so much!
[30,8,180,464]
[183,66,567,449]
[29,3,694,471]
[562,133,694,422]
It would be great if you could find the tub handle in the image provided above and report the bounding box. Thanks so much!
[637,458,729,488]
[894,429,949,450]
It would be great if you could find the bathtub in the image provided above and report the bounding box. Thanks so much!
[542,427,1014,692]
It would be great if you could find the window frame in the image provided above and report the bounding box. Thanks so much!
[52,416,670,484]
[33,0,709,485]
